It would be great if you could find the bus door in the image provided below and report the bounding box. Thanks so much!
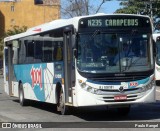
[5,44,14,96]
[63,26,74,104]
[4,47,9,95]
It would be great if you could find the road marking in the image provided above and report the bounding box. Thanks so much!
[156,89,160,93]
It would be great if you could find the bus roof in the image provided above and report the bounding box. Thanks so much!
[4,13,151,42]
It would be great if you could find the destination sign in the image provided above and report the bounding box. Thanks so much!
[79,16,151,29]
[87,19,138,27]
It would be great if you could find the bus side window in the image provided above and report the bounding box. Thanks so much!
[43,41,53,62]
[12,40,19,65]
[26,41,35,63]
[35,41,42,63]
[19,41,26,64]
[55,42,63,61]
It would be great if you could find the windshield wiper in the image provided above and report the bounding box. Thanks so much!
[121,57,142,72]
[121,58,130,72]
[89,30,101,40]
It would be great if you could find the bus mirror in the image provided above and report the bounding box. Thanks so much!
[157,36,160,42]
[73,49,77,58]
[13,40,19,48]
[64,26,73,34]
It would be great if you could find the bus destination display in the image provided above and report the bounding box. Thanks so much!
[88,19,139,27]
[79,16,150,29]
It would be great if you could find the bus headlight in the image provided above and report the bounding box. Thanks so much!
[140,80,155,92]
[86,86,99,94]
[81,82,86,89]
[78,79,99,94]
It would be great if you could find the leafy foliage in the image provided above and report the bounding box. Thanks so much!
[0,25,27,59]
[115,0,160,32]
[5,25,27,36]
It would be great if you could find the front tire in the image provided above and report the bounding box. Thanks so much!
[19,83,26,106]
[57,87,69,115]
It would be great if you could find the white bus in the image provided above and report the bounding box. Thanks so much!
[4,14,155,115]
[153,33,160,83]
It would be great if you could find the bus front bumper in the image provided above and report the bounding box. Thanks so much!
[75,85,156,107]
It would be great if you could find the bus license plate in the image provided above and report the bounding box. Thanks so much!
[114,95,127,101]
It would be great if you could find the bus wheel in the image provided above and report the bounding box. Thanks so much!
[19,83,26,106]
[117,105,130,116]
[57,88,69,115]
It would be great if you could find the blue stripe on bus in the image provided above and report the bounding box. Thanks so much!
[87,77,150,87]
[128,77,150,88]
[14,64,47,101]
[14,62,64,102]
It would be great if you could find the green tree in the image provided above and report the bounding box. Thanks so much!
[5,25,27,36]
[116,0,142,14]
[116,0,160,16]
[0,25,27,59]
[115,0,160,32]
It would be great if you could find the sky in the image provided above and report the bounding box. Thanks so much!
[61,0,122,16]
[102,0,122,13]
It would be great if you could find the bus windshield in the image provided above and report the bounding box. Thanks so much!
[77,32,152,73]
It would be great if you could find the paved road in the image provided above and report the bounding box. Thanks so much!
[0,77,160,129]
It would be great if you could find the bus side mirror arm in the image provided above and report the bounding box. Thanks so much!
[74,49,77,59]
[153,40,156,57]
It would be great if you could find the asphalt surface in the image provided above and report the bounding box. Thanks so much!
[0,76,160,129]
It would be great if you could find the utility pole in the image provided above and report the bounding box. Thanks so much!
[145,0,153,18]
[145,0,159,18]
[150,0,153,19]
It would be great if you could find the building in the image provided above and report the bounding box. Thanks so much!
[0,0,60,37]
[0,10,5,37]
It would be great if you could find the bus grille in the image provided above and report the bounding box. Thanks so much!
[90,76,147,82]
[100,88,139,92]
[97,88,145,103]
